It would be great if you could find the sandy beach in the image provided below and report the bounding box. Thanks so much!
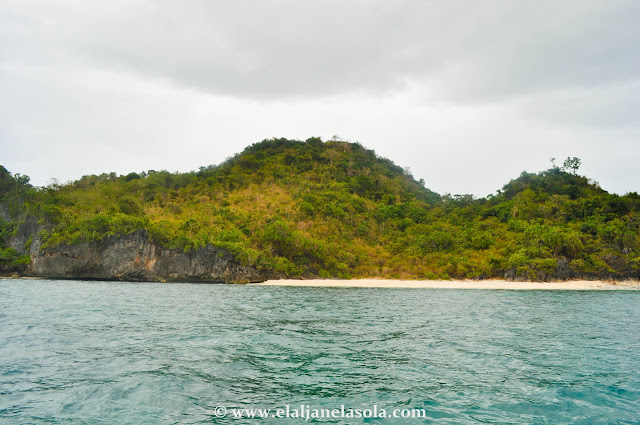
[254,279,640,290]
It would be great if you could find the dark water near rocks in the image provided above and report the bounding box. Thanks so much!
[1,279,639,424]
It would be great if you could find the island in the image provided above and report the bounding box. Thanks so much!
[1,138,639,284]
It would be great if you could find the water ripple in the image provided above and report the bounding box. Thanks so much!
[1,280,639,424]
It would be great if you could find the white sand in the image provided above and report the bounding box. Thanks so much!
[253,279,640,290]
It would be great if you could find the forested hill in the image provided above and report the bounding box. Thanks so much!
[1,137,639,281]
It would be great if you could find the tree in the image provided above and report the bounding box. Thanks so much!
[562,157,581,174]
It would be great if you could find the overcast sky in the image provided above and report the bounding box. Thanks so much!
[1,0,639,196]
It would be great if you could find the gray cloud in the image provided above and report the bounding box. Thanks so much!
[3,1,638,101]
[1,0,639,196]
[521,82,640,129]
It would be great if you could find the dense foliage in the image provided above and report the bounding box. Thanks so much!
[1,138,639,279]
[0,166,32,270]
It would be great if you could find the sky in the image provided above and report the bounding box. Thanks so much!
[1,0,639,197]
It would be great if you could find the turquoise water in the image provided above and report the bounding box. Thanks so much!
[1,280,639,424]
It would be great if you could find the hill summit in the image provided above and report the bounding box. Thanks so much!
[1,138,639,282]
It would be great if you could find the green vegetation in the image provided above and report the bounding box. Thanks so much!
[1,138,639,279]
[0,166,32,271]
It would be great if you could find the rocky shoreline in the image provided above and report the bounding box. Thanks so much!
[5,224,275,283]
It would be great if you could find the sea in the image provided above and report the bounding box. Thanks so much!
[1,279,639,424]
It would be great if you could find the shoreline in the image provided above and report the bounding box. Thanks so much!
[2,276,639,290]
[253,279,640,290]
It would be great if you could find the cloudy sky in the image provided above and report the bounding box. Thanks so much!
[1,0,639,196]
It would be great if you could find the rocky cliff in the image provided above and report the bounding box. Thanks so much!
[9,225,274,283]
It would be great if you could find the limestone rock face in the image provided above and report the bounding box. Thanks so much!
[28,230,272,283]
